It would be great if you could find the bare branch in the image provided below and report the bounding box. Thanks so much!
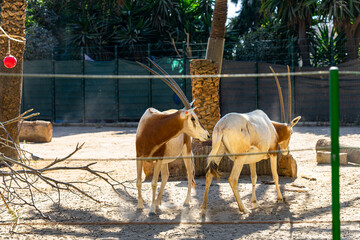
[0,111,133,228]
[184,29,192,58]
[2,109,39,126]
[42,142,85,169]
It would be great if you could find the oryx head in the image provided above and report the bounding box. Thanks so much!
[277,116,301,155]
[180,106,210,141]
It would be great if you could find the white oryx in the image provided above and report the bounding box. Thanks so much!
[136,59,210,214]
[201,110,301,213]
[201,67,301,214]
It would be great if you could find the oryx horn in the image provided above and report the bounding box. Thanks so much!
[137,59,191,109]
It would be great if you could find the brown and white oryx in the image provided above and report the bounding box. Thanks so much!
[136,59,210,214]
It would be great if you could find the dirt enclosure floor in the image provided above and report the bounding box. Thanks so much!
[1,125,360,239]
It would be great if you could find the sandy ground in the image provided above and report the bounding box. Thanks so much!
[1,125,360,239]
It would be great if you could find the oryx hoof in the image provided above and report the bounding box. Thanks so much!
[137,202,144,210]
[200,204,207,212]
[251,201,259,208]
[240,207,251,214]
[155,199,161,207]
[149,211,157,216]
[149,205,159,216]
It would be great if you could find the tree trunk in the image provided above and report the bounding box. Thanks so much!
[335,17,360,61]
[190,60,221,176]
[205,0,227,72]
[343,20,360,60]
[298,19,311,66]
[0,0,26,159]
[191,0,227,176]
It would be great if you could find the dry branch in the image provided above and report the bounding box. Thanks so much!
[0,110,131,230]
[301,175,317,181]
[280,187,308,193]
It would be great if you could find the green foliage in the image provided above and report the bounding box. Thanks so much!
[309,25,347,67]
[24,24,58,60]
[23,0,358,64]
[234,19,296,65]
[228,0,263,36]
[25,0,214,60]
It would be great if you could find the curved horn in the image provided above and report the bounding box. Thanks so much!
[136,61,191,109]
[269,66,285,123]
[287,65,292,123]
[146,57,190,109]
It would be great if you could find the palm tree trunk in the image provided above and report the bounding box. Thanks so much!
[0,0,26,159]
[193,0,227,136]
[343,20,359,60]
[334,17,360,61]
[205,0,227,72]
[298,19,311,66]
[191,0,227,176]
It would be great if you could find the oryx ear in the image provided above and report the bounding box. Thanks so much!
[289,116,301,128]
[190,99,195,107]
[180,108,195,119]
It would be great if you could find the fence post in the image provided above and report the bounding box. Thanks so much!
[254,41,259,109]
[329,66,340,240]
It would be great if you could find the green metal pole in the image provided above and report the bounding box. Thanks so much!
[330,66,340,239]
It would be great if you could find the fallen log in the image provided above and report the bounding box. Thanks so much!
[19,120,53,143]
[316,151,348,165]
[316,138,360,164]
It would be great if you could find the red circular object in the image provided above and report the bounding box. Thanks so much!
[4,54,17,68]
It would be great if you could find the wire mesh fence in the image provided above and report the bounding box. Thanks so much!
[21,57,360,124]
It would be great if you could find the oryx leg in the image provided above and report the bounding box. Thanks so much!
[150,160,162,214]
[155,163,169,207]
[201,144,225,211]
[229,159,250,213]
[249,163,258,208]
[241,146,264,209]
[270,154,283,202]
[183,150,194,206]
[136,159,144,209]
[201,170,214,212]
